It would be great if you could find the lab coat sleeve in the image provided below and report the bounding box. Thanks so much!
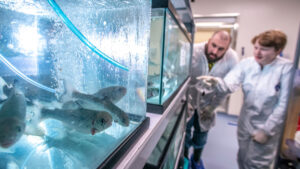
[207,51,240,108]
[263,64,294,136]
[204,63,244,110]
[216,60,245,94]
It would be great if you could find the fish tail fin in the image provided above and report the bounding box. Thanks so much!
[40,108,52,120]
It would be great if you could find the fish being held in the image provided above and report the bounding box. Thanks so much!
[0,86,26,148]
[40,108,112,135]
[62,85,129,127]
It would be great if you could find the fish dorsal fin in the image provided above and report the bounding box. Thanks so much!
[3,84,12,97]
[4,79,25,99]
[4,80,19,97]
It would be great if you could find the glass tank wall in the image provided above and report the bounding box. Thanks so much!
[163,109,185,169]
[144,101,186,168]
[147,8,191,106]
[0,0,151,169]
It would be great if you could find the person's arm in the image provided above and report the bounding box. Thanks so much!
[208,50,240,109]
[215,59,245,95]
[195,59,245,113]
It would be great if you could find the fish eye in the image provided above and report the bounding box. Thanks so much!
[16,126,22,132]
[101,119,105,124]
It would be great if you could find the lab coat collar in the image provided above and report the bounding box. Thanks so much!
[262,56,279,70]
[254,55,279,71]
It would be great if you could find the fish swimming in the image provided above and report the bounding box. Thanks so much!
[0,86,26,148]
[40,108,112,135]
[72,96,129,127]
[147,87,165,99]
[147,87,159,98]
[93,86,127,103]
[62,85,129,127]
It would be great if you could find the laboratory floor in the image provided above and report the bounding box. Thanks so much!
[201,112,239,169]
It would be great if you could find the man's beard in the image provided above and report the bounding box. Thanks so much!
[205,44,225,63]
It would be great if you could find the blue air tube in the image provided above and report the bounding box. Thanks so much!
[47,0,129,71]
[0,53,56,94]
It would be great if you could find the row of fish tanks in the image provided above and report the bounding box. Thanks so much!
[147,6,191,113]
[0,0,192,168]
[144,1,193,168]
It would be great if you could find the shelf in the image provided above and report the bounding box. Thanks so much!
[115,78,190,169]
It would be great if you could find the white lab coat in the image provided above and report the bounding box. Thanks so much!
[188,42,238,131]
[217,56,293,169]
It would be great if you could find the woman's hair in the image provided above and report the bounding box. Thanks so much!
[251,30,287,51]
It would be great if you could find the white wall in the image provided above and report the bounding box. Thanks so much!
[191,0,300,60]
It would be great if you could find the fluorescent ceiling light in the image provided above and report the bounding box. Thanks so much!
[196,22,237,28]
[195,22,224,27]
[194,13,240,18]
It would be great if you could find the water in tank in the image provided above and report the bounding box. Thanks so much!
[0,0,151,168]
[147,8,191,106]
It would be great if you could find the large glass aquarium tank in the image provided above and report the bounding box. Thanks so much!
[0,0,151,168]
[147,6,191,113]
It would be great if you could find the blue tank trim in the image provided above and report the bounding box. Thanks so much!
[47,0,129,71]
[0,53,56,94]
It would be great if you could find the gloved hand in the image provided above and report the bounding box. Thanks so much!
[252,129,269,144]
[195,76,219,96]
[199,105,215,121]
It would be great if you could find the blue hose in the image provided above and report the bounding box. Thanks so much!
[0,53,56,94]
[47,0,129,71]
